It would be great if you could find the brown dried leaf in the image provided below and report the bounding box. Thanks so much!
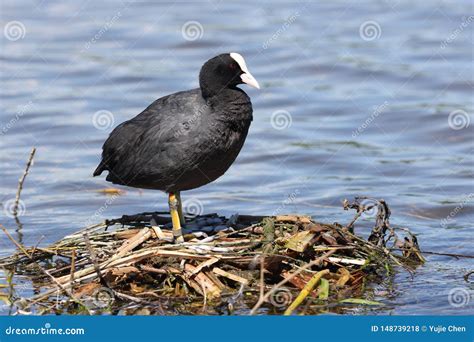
[73,282,101,298]
[130,283,147,294]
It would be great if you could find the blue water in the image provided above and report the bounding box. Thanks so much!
[0,0,473,315]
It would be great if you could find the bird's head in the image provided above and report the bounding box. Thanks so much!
[199,52,260,98]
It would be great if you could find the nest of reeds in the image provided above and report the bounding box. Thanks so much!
[0,197,424,315]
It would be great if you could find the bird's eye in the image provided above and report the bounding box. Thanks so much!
[229,63,237,70]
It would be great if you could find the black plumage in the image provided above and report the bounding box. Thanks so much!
[93,53,259,193]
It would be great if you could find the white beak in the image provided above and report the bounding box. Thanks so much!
[240,72,260,89]
[230,52,260,90]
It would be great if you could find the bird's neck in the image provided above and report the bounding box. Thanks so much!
[203,88,253,122]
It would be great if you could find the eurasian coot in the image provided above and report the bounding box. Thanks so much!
[94,53,260,242]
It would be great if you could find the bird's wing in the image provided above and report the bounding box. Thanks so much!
[94,89,207,186]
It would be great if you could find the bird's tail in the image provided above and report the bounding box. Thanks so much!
[93,162,106,176]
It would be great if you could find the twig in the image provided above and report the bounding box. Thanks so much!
[213,267,249,285]
[327,257,366,266]
[30,235,45,259]
[399,249,474,259]
[259,256,265,299]
[70,249,76,286]
[13,147,36,217]
[113,227,152,258]
[1,225,31,258]
[112,290,148,304]
[140,265,178,274]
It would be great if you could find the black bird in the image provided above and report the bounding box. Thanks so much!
[94,53,260,242]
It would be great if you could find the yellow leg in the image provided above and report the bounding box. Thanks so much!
[175,191,185,226]
[168,192,184,243]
